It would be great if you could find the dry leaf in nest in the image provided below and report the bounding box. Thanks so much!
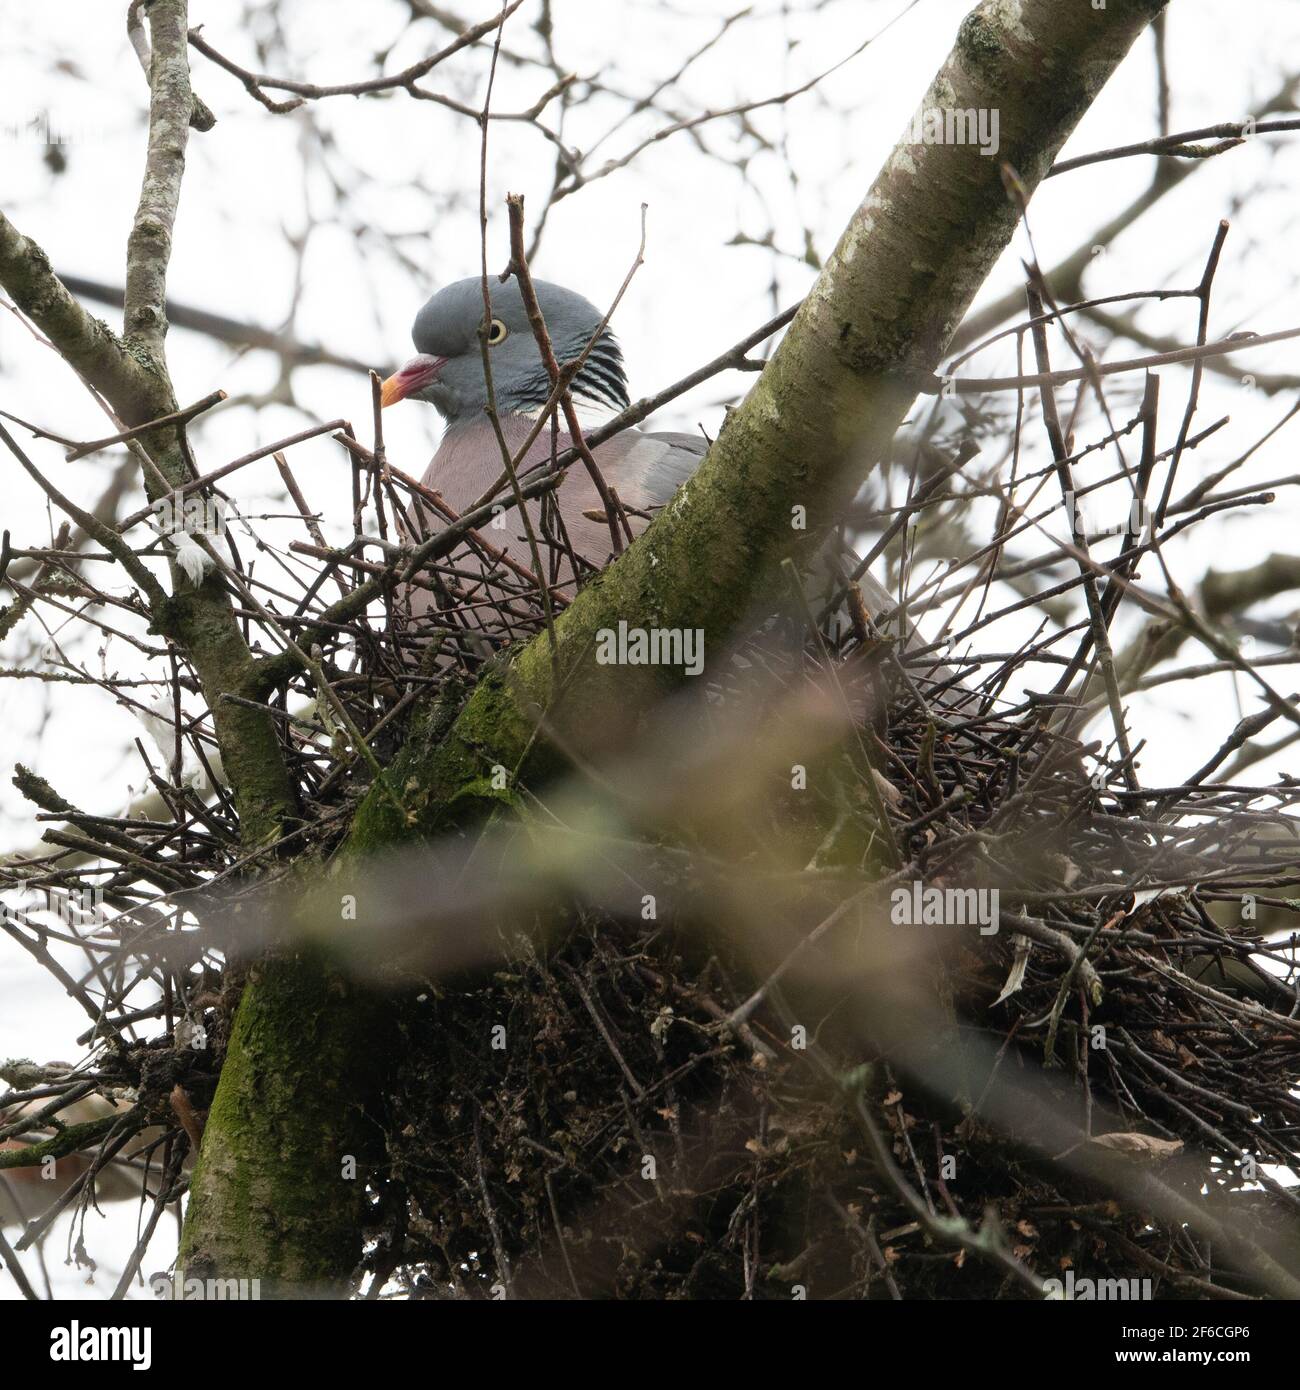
[1091,1132,1184,1162]
[871,768,903,807]
[994,933,1032,1005]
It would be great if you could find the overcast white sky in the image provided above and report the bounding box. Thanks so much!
[4,0,1300,1297]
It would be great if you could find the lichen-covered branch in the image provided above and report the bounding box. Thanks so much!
[0,211,164,414]
[124,0,193,355]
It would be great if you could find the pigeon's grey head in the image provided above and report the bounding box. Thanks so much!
[380,276,629,423]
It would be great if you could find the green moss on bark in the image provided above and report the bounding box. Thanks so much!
[179,947,392,1295]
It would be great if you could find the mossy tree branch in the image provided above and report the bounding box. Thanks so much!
[0,1115,126,1171]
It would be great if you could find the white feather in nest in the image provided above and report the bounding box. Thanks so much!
[137,695,207,791]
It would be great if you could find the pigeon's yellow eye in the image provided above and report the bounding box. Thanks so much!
[486,318,509,346]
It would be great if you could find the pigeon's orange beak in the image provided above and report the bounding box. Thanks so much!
[380,354,446,407]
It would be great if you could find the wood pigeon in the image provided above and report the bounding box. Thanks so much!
[379,275,956,692]
[380,276,706,586]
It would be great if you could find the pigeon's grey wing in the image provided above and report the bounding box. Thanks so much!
[634,430,709,506]
[552,429,707,563]
[601,429,707,512]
